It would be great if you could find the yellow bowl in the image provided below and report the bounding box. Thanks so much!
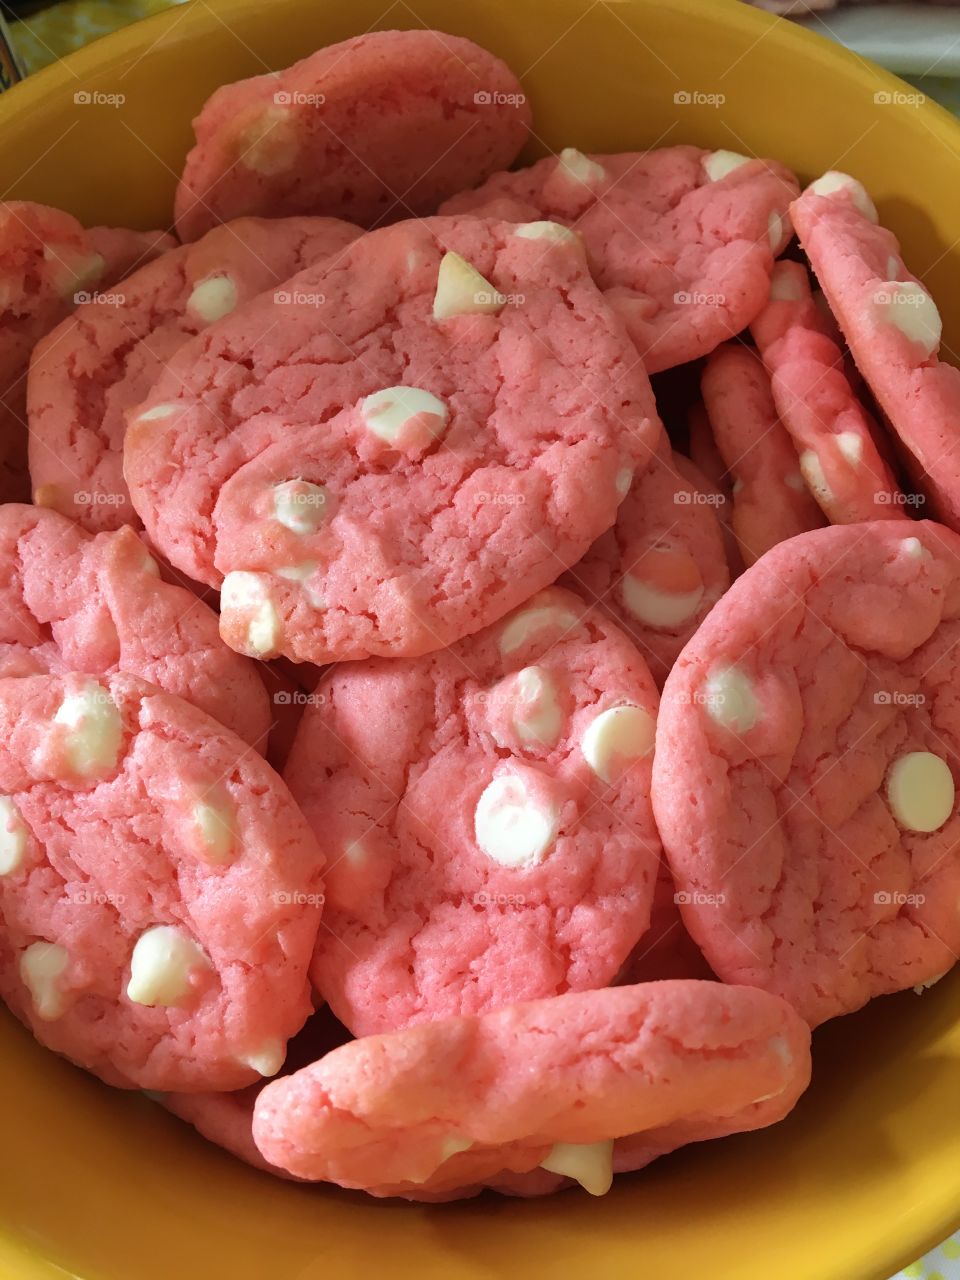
[2,1,960,1277]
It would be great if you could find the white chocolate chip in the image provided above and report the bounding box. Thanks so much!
[901,536,928,560]
[433,252,503,321]
[474,772,559,869]
[836,432,863,465]
[703,666,758,733]
[615,467,633,498]
[769,263,804,302]
[514,221,578,244]
[703,149,750,182]
[808,171,878,223]
[192,798,236,865]
[500,599,582,655]
[886,255,901,280]
[873,282,941,356]
[19,942,69,1020]
[767,210,786,253]
[48,246,105,297]
[0,796,27,875]
[275,562,326,609]
[240,106,299,175]
[581,704,655,783]
[913,973,946,995]
[137,403,179,422]
[800,450,832,505]
[126,925,211,1006]
[887,751,955,833]
[540,1140,614,1196]
[187,274,238,323]
[784,470,807,494]
[622,570,704,629]
[239,1038,284,1077]
[220,571,282,657]
[53,679,122,777]
[556,147,605,187]
[361,386,449,445]
[505,666,564,747]
[272,479,332,534]
[141,552,160,576]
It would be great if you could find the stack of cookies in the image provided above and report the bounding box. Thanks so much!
[1,26,956,1201]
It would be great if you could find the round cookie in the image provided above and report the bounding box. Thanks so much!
[0,672,324,1091]
[125,215,664,663]
[29,216,362,532]
[441,145,799,372]
[750,259,905,523]
[174,30,531,241]
[251,980,811,1198]
[564,448,730,686]
[700,343,825,566]
[791,171,960,530]
[654,519,960,1027]
[0,201,172,468]
[283,586,662,1035]
[0,504,270,749]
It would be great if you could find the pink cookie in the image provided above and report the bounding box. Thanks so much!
[125,216,664,663]
[160,1003,351,1176]
[441,146,798,372]
[701,343,825,565]
[751,259,905,523]
[0,202,172,467]
[283,586,661,1035]
[791,171,960,529]
[654,519,960,1027]
[617,863,714,984]
[29,216,361,532]
[174,30,530,241]
[251,980,811,1198]
[0,504,270,748]
[564,448,730,686]
[0,673,324,1090]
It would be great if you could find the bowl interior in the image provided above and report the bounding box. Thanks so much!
[2,1,960,1277]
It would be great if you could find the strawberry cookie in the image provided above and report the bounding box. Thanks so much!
[441,145,798,371]
[251,980,811,1197]
[750,259,904,523]
[564,448,730,686]
[125,215,664,663]
[654,520,960,1027]
[791,171,960,530]
[29,216,361,533]
[701,343,825,565]
[283,587,662,1035]
[0,673,324,1091]
[0,201,172,467]
[174,30,531,240]
[0,504,270,748]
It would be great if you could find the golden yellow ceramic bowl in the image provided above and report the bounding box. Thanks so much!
[1,1,960,1276]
